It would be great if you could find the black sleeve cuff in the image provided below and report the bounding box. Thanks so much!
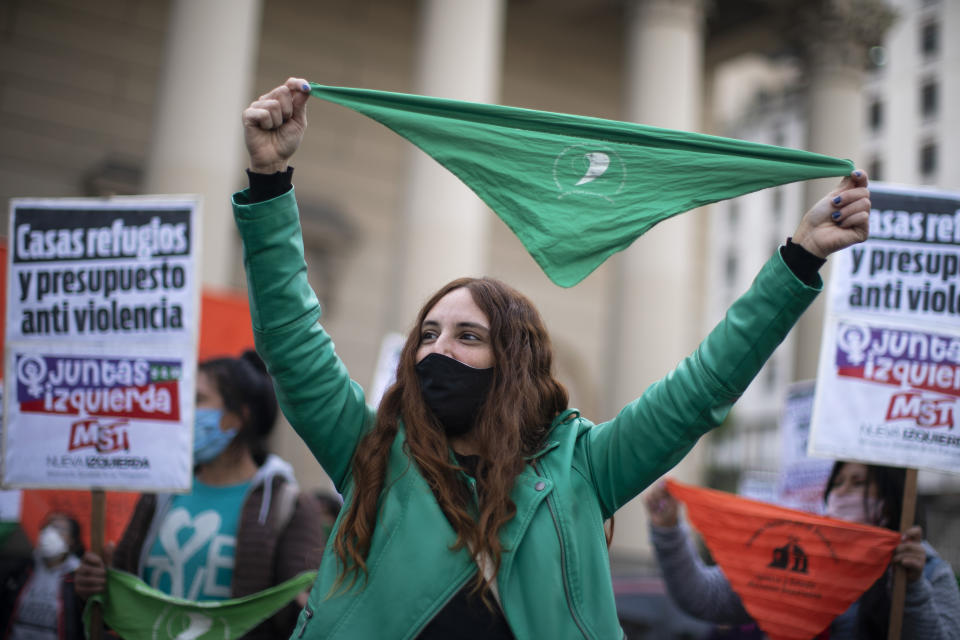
[246,167,294,203]
[779,237,826,286]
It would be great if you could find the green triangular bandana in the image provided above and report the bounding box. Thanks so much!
[83,569,316,640]
[309,83,853,287]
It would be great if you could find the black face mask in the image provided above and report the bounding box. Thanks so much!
[415,353,494,436]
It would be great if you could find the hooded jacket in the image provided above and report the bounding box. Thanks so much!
[233,188,821,639]
[113,455,322,639]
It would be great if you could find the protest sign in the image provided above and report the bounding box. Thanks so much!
[738,470,778,504]
[3,328,195,490]
[809,184,960,473]
[3,197,199,491]
[6,198,197,342]
[369,332,405,408]
[777,381,834,513]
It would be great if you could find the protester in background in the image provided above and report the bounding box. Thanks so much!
[75,351,324,639]
[312,491,343,543]
[644,462,960,639]
[1,513,85,640]
[233,77,871,639]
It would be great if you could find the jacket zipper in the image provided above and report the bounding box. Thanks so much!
[534,460,592,639]
[406,464,484,638]
[297,605,313,638]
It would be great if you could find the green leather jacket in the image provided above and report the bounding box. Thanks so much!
[232,188,821,640]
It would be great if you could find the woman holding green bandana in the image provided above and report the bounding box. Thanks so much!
[235,77,871,640]
[75,351,324,639]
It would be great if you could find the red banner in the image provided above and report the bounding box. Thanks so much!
[667,479,900,640]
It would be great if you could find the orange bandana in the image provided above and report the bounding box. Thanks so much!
[666,479,900,640]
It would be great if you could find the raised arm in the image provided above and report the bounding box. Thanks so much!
[234,78,375,488]
[586,173,871,515]
[644,483,752,624]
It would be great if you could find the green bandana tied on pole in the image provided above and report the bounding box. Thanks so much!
[83,569,316,640]
[308,83,854,287]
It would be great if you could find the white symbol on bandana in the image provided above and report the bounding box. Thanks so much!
[174,613,212,640]
[553,145,626,202]
[153,606,231,640]
[575,152,610,185]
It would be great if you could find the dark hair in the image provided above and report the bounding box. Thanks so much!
[824,461,905,531]
[333,277,569,602]
[824,461,924,638]
[198,350,278,466]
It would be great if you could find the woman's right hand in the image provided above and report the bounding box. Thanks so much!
[242,77,312,174]
[74,543,113,599]
[644,481,679,528]
[893,525,926,583]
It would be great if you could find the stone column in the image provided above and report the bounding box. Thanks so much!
[144,0,263,288]
[393,0,505,325]
[792,0,894,379]
[610,0,706,559]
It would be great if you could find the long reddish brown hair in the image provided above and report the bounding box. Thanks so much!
[333,277,569,599]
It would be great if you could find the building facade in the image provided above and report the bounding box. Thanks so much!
[706,0,960,568]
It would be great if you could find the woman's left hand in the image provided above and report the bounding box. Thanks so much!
[791,170,871,258]
[893,525,926,583]
[643,481,679,528]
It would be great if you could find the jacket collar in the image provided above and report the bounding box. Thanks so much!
[523,408,581,461]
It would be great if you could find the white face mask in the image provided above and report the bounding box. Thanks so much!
[37,526,69,559]
[825,491,886,526]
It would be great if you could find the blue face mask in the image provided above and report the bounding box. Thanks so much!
[193,408,238,464]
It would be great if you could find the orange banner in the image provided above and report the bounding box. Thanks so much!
[19,489,139,551]
[666,479,900,640]
[197,287,255,361]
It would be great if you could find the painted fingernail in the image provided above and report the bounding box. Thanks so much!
[302,83,310,91]
[833,196,843,205]
[854,170,862,177]
[831,211,842,221]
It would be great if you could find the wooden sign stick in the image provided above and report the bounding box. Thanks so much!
[887,467,918,640]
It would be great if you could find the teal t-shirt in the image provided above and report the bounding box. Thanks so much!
[142,479,251,601]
